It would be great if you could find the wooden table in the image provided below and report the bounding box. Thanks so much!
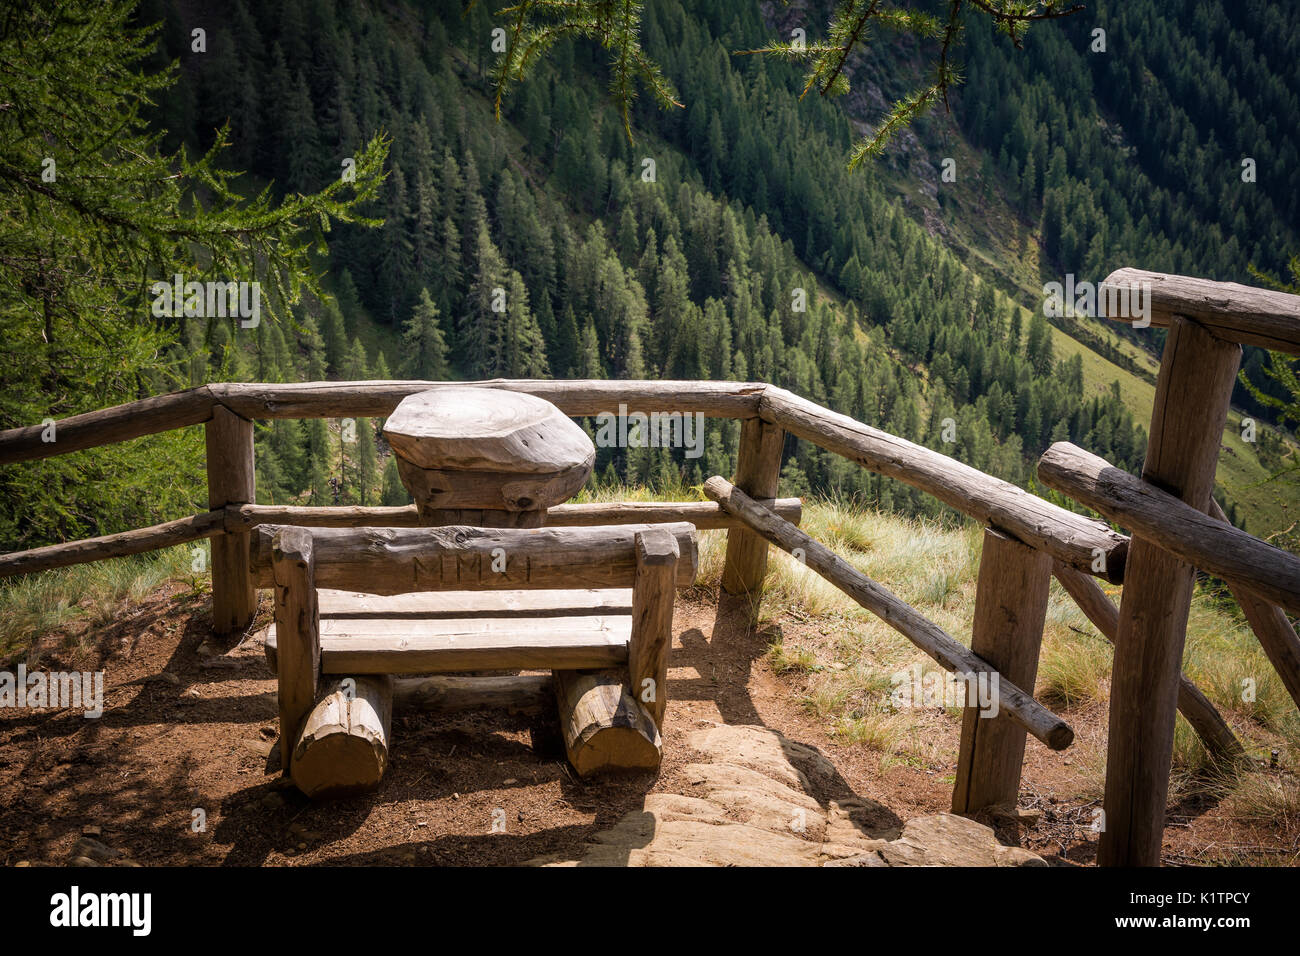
[383,386,596,527]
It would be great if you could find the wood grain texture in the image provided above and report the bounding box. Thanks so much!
[272,528,319,773]
[1208,499,1300,713]
[206,404,257,634]
[1098,316,1241,868]
[248,523,699,592]
[209,379,767,420]
[395,456,592,517]
[627,529,679,728]
[0,386,215,465]
[384,387,596,474]
[553,669,661,777]
[1039,442,1300,615]
[759,386,1129,581]
[260,630,552,713]
[1052,560,1244,763]
[290,675,392,800]
[952,530,1051,815]
[314,615,632,674]
[704,476,1073,750]
[721,417,785,595]
[395,674,552,714]
[1102,268,1300,353]
[227,499,803,532]
[0,511,224,578]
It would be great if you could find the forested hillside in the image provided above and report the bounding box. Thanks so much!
[6,0,1293,550]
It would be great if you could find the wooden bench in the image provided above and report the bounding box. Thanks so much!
[253,522,698,798]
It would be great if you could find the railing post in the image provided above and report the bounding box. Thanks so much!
[1099,316,1241,867]
[952,529,1051,816]
[206,404,257,634]
[721,417,784,596]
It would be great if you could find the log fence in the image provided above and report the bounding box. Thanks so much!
[1,269,1297,866]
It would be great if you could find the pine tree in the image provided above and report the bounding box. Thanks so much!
[381,456,409,506]
[0,0,385,547]
[357,418,377,505]
[401,289,451,379]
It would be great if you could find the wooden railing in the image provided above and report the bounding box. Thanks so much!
[2,269,1298,866]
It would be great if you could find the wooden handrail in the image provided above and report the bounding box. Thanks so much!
[0,387,217,465]
[209,379,768,420]
[0,511,225,578]
[1039,442,1300,615]
[759,387,1129,581]
[703,476,1074,751]
[0,380,767,466]
[0,379,1130,582]
[1101,268,1300,354]
[225,499,804,533]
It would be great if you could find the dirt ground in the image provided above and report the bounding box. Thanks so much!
[0,583,1294,867]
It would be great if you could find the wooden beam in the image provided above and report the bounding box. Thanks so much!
[553,669,662,777]
[722,417,785,595]
[953,530,1052,815]
[272,528,320,773]
[1096,316,1241,868]
[315,587,634,619]
[396,674,552,715]
[1052,560,1244,764]
[1208,500,1300,714]
[210,379,766,420]
[0,511,224,578]
[759,387,1128,582]
[628,529,679,729]
[207,405,257,635]
[1101,268,1300,354]
[261,632,553,714]
[554,498,802,530]
[1038,442,1300,616]
[703,476,1074,751]
[314,615,632,674]
[0,387,216,465]
[227,498,804,532]
[248,522,699,592]
[227,504,421,530]
[290,676,392,800]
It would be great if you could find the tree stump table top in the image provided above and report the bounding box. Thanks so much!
[383,387,596,527]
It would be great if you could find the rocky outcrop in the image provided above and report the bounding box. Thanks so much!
[528,723,1045,867]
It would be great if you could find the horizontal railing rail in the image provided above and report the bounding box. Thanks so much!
[1102,268,1300,354]
[0,380,1124,580]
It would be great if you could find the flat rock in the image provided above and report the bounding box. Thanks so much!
[527,724,1046,867]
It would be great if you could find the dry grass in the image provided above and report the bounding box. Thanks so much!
[720,495,1300,786]
[0,545,198,663]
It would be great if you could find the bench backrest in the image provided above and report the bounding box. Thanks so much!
[249,522,698,593]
